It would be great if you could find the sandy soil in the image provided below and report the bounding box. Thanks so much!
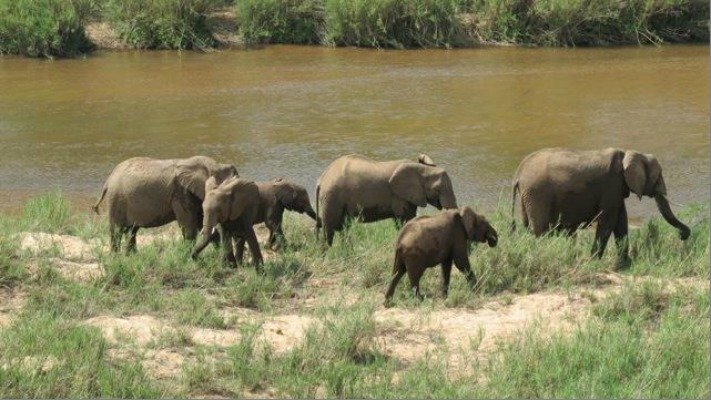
[7,229,707,387]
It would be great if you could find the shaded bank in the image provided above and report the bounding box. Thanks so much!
[0,0,708,57]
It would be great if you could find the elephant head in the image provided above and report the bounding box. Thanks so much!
[273,178,318,222]
[388,163,458,210]
[458,206,498,247]
[176,156,239,200]
[620,150,690,240]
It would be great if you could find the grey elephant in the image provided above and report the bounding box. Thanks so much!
[511,147,690,265]
[93,156,238,253]
[191,176,263,267]
[385,206,498,302]
[316,154,458,246]
[234,178,318,262]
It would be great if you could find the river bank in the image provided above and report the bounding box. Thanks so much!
[0,192,708,397]
[0,0,707,58]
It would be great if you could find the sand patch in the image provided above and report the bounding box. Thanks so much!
[49,258,103,282]
[20,232,100,261]
[85,22,129,50]
[0,287,26,327]
[374,290,602,375]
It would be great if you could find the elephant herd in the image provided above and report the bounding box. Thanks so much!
[94,148,691,301]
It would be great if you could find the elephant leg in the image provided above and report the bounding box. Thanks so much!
[613,205,631,268]
[172,198,200,241]
[322,204,344,247]
[440,259,453,297]
[592,214,615,259]
[109,222,121,253]
[126,226,139,254]
[234,237,246,265]
[385,252,407,302]
[244,227,264,270]
[406,266,425,300]
[453,249,477,288]
[525,196,552,236]
[218,228,236,266]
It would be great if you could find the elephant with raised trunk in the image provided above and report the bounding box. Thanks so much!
[386,206,498,302]
[316,154,458,246]
[234,178,318,263]
[511,147,690,266]
[191,176,263,268]
[93,156,238,253]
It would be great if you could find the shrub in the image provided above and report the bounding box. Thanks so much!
[0,0,94,57]
[104,0,217,50]
[237,0,323,44]
[324,0,463,48]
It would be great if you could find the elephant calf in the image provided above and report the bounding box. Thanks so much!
[385,206,498,302]
[191,176,263,267]
[234,178,318,262]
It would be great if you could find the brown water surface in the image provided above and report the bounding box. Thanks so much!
[0,45,707,218]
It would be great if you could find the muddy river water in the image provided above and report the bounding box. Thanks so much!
[0,45,707,218]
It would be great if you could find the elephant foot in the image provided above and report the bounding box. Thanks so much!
[616,257,632,270]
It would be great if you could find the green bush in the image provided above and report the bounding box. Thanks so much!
[237,0,323,44]
[471,0,710,46]
[0,0,94,57]
[104,0,217,50]
[324,0,462,48]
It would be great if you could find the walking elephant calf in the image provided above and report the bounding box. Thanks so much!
[191,176,263,268]
[385,206,498,302]
[511,147,690,266]
[233,178,318,263]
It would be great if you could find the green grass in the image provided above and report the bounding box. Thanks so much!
[103,0,218,50]
[0,193,707,397]
[237,0,322,44]
[0,0,95,57]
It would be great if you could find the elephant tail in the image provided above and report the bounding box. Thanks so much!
[510,181,519,233]
[92,185,108,215]
[315,183,321,240]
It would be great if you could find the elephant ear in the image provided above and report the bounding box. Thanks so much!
[622,151,647,199]
[645,154,662,193]
[418,154,436,166]
[458,206,477,239]
[176,160,210,200]
[389,164,427,207]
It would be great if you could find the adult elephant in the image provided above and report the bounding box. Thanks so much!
[93,156,238,253]
[316,154,458,246]
[511,147,690,265]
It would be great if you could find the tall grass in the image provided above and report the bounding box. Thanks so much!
[483,282,709,397]
[0,312,159,397]
[237,0,323,44]
[104,0,217,50]
[0,0,95,57]
[470,0,710,45]
[324,0,462,48]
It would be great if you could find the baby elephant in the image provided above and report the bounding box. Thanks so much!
[385,206,498,302]
[234,178,318,262]
[191,176,263,267]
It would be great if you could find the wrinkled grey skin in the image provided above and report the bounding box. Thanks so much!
[511,147,690,266]
[316,154,458,247]
[93,156,238,253]
[385,206,498,302]
[234,178,318,263]
[191,176,263,268]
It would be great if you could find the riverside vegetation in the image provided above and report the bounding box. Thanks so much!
[0,0,707,57]
[0,191,708,397]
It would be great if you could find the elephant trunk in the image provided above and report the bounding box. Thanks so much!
[439,190,458,210]
[654,194,690,240]
[191,225,215,259]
